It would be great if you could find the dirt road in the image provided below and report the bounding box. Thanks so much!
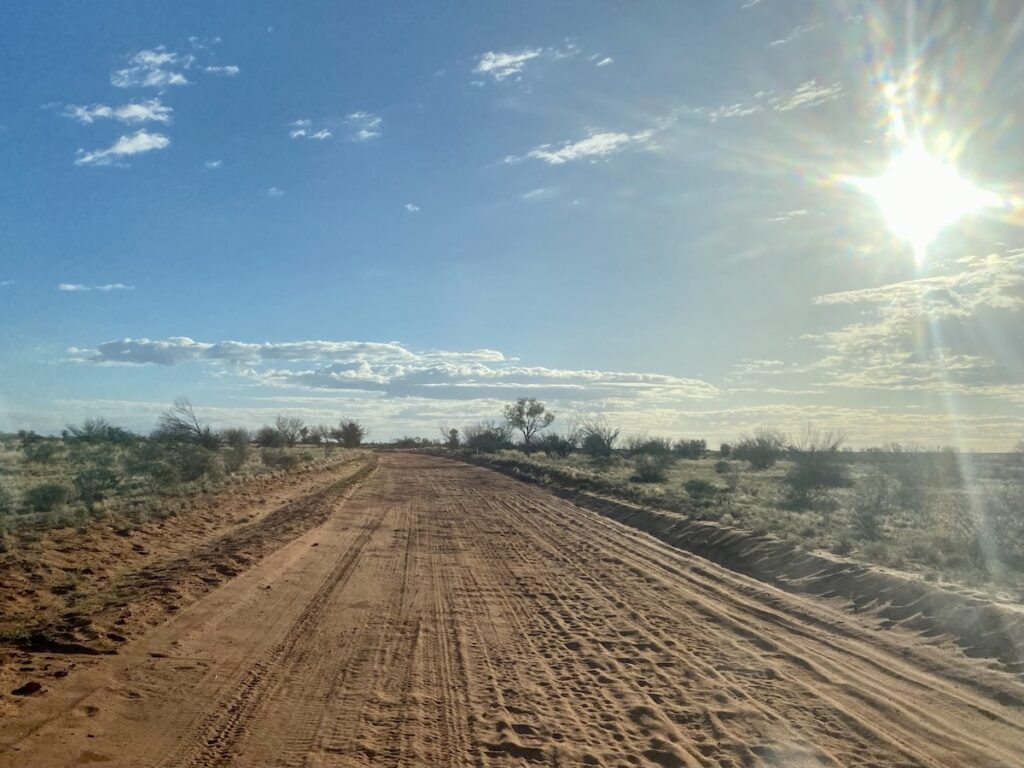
[2,453,1023,767]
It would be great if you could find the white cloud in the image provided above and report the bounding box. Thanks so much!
[204,65,240,76]
[595,57,614,67]
[288,119,332,140]
[768,209,809,223]
[72,336,719,403]
[806,249,1024,397]
[1,280,14,287]
[689,79,843,122]
[63,98,172,125]
[74,129,170,167]
[266,187,285,198]
[510,130,654,166]
[771,79,843,111]
[474,49,542,81]
[205,159,222,169]
[769,23,821,47]
[110,45,238,88]
[345,111,382,141]
[58,283,134,292]
[404,203,420,212]
[112,47,192,88]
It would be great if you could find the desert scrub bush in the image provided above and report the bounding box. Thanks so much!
[23,482,72,513]
[849,469,895,541]
[154,398,222,449]
[63,417,135,445]
[124,443,181,490]
[540,432,578,458]
[0,484,14,517]
[684,478,719,502]
[733,426,786,470]
[219,427,251,448]
[73,466,120,511]
[625,434,672,455]
[631,453,674,483]
[463,421,514,454]
[783,428,850,509]
[261,448,299,470]
[22,438,62,465]
[274,416,306,447]
[577,417,620,458]
[713,460,731,474]
[223,444,250,474]
[333,420,367,449]
[673,438,706,459]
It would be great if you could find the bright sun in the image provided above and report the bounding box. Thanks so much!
[848,143,998,257]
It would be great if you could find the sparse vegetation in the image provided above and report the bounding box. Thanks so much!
[333,420,367,448]
[504,398,555,448]
[577,417,621,458]
[733,426,786,470]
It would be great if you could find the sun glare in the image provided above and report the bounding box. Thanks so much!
[848,143,999,258]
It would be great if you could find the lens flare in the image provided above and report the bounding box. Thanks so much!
[846,143,1001,260]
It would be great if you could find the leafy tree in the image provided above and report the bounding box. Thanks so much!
[334,420,367,448]
[441,427,460,449]
[503,398,555,448]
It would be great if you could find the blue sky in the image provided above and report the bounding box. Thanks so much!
[2,1,1023,448]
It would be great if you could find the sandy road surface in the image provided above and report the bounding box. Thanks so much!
[2,453,1023,767]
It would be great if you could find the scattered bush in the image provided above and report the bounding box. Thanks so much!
[274,416,306,447]
[673,438,706,459]
[255,425,284,448]
[849,470,895,541]
[63,418,135,445]
[463,421,513,453]
[577,417,620,458]
[0,485,13,516]
[220,427,251,448]
[334,420,367,449]
[261,448,300,470]
[784,428,849,509]
[23,439,62,464]
[154,398,221,449]
[631,453,674,482]
[733,426,786,470]
[719,443,731,458]
[713,460,731,474]
[540,432,578,458]
[684,479,718,500]
[23,483,72,513]
[73,466,120,510]
[625,434,672,455]
[223,444,250,474]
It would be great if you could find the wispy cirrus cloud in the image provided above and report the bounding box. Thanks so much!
[769,23,821,48]
[61,98,172,125]
[58,282,134,292]
[507,129,654,166]
[74,129,170,167]
[689,79,844,122]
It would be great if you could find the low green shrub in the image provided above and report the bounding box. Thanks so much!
[23,483,72,513]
